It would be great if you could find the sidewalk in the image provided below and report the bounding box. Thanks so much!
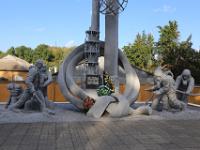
[0,120,200,150]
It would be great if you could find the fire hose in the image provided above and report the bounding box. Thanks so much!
[176,90,200,96]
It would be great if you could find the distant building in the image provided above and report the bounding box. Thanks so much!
[0,55,30,81]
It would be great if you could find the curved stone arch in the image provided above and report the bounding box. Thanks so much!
[58,42,140,110]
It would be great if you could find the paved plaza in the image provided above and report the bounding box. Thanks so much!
[0,120,200,150]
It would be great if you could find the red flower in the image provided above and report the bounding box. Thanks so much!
[83,97,95,110]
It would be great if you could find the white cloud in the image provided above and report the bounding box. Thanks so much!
[65,40,77,47]
[154,5,176,13]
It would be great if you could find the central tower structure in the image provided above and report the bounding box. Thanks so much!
[84,0,100,75]
[84,0,128,90]
[58,0,140,115]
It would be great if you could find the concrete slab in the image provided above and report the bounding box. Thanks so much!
[0,120,200,150]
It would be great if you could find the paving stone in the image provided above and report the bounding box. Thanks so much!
[0,120,200,150]
[0,145,18,150]
[127,144,147,150]
[17,145,38,150]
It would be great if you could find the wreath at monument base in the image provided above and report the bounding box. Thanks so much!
[97,85,113,96]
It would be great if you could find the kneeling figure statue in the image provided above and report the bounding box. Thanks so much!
[147,67,186,111]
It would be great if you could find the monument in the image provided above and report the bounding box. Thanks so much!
[175,69,195,103]
[6,60,55,114]
[146,67,186,111]
[58,0,149,118]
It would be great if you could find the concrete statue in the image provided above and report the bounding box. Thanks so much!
[147,67,186,111]
[175,69,195,103]
[58,0,153,118]
[6,60,54,114]
[5,83,23,109]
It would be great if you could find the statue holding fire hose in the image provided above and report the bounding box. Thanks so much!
[146,67,186,111]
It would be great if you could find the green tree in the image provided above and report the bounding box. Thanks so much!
[15,46,33,63]
[6,47,16,56]
[156,20,200,84]
[156,20,180,65]
[48,46,74,69]
[48,47,64,68]
[6,46,33,63]
[173,36,200,84]
[0,51,5,58]
[123,31,156,71]
[33,44,54,65]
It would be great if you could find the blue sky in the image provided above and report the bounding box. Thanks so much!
[0,0,200,51]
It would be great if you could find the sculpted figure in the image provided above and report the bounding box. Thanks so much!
[24,60,49,111]
[175,69,195,103]
[8,60,54,114]
[148,67,186,111]
[8,60,43,111]
[5,83,23,109]
[39,64,54,108]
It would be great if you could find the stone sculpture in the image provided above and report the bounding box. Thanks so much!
[7,60,54,114]
[58,0,150,118]
[175,69,195,103]
[5,83,23,109]
[87,93,152,118]
[147,67,186,111]
[40,64,54,108]
[58,43,141,115]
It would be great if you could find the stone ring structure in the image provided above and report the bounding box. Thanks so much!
[58,0,144,117]
[58,42,140,111]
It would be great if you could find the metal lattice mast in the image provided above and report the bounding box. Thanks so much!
[84,0,100,75]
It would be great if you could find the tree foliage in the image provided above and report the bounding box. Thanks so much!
[48,46,74,68]
[6,46,33,62]
[123,31,156,72]
[7,47,16,56]
[123,20,200,84]
[33,44,54,64]
[172,36,200,84]
[156,20,180,65]
[15,46,33,62]
[0,51,5,58]
[156,21,200,84]
[1,44,74,72]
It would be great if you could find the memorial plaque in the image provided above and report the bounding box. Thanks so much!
[86,75,101,89]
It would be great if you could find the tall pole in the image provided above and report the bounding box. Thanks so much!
[91,0,100,32]
[104,0,119,92]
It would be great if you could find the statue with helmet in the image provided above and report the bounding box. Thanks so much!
[175,69,195,104]
[146,67,186,111]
